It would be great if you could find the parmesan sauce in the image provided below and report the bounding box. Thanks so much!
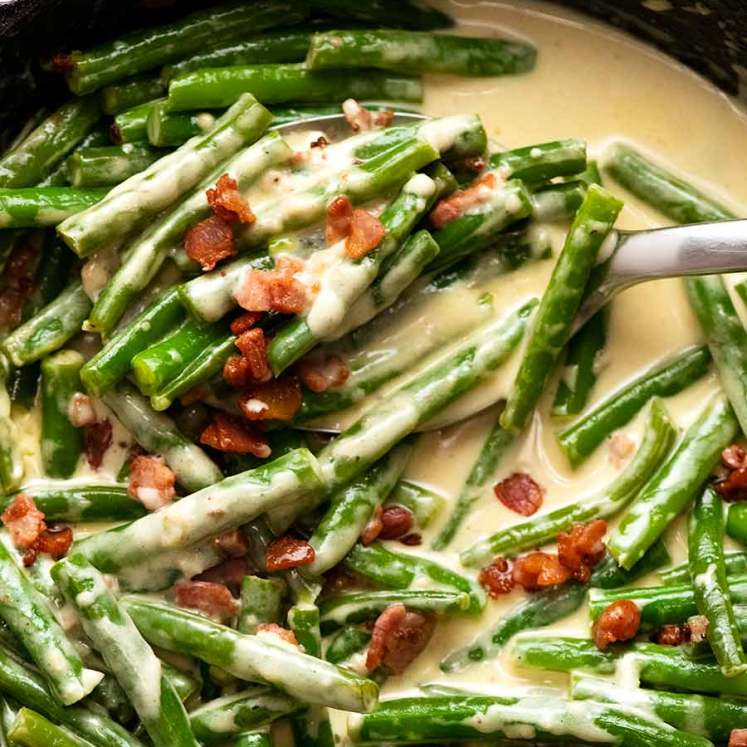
[337,0,747,720]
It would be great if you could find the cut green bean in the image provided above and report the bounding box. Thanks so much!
[660,550,747,585]
[727,503,747,546]
[589,538,671,589]
[40,350,84,478]
[101,77,166,115]
[8,708,92,747]
[491,138,587,183]
[326,626,371,666]
[385,480,445,528]
[65,145,161,188]
[145,100,223,148]
[0,368,23,494]
[461,398,675,567]
[608,392,738,569]
[558,345,710,467]
[111,100,158,144]
[0,188,105,228]
[239,576,285,635]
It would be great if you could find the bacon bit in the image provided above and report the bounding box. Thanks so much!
[342,98,373,132]
[50,53,76,73]
[592,599,641,650]
[399,533,422,546]
[608,432,635,467]
[195,557,250,595]
[688,614,709,643]
[716,466,747,502]
[729,729,747,747]
[494,473,544,517]
[206,173,255,225]
[297,353,350,393]
[266,536,315,572]
[235,328,271,383]
[174,581,238,623]
[310,136,329,149]
[557,519,607,583]
[32,526,73,561]
[85,420,113,470]
[216,529,249,558]
[68,392,97,428]
[223,354,253,388]
[379,505,414,540]
[0,242,39,329]
[200,413,271,458]
[325,195,353,245]
[512,551,571,591]
[345,209,385,260]
[1,494,46,550]
[366,603,435,674]
[723,444,747,470]
[374,110,395,128]
[479,557,515,598]
[256,623,299,646]
[239,378,302,422]
[234,266,307,315]
[430,173,497,230]
[184,214,235,271]
[361,505,383,546]
[180,385,208,406]
[230,311,264,335]
[127,455,176,511]
[652,623,691,646]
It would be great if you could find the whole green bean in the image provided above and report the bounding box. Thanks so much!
[307,30,536,76]
[501,185,623,432]
[56,1,307,94]
[558,345,711,467]
[122,595,379,713]
[65,145,161,188]
[608,392,738,569]
[461,398,675,567]
[166,64,423,111]
[40,350,84,478]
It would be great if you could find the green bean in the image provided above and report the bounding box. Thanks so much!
[74,448,321,573]
[727,503,747,546]
[80,288,184,397]
[145,100,223,147]
[501,185,623,432]
[660,550,747,585]
[0,98,101,188]
[56,1,307,94]
[461,398,675,567]
[111,100,157,144]
[385,480,445,528]
[288,603,322,658]
[688,486,747,675]
[52,556,198,747]
[558,346,710,467]
[344,542,485,616]
[189,686,299,744]
[307,30,536,76]
[1,280,91,367]
[239,577,285,635]
[58,94,272,258]
[589,538,671,589]
[8,708,92,747]
[0,367,23,494]
[122,595,379,713]
[40,350,84,478]
[531,180,588,222]
[608,392,738,569]
[325,626,371,666]
[65,145,161,188]
[0,188,106,228]
[308,0,452,29]
[491,138,587,183]
[166,64,423,112]
[511,635,747,697]
[432,417,513,551]
[100,77,165,115]
[440,582,587,672]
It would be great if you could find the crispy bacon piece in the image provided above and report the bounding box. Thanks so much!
[494,473,544,517]
[378,505,414,540]
[68,392,97,428]
[479,557,515,598]
[1,494,46,550]
[717,446,747,501]
[430,173,497,230]
[184,214,236,271]
[345,209,385,260]
[592,599,641,650]
[195,557,250,595]
[223,354,253,388]
[326,195,353,245]
[200,413,271,458]
[85,419,112,470]
[256,623,299,646]
[342,98,373,132]
[0,242,39,329]
[207,173,255,225]
[399,533,422,546]
[216,528,249,558]
[235,328,272,383]
[557,519,607,583]
[512,551,571,591]
[374,110,395,128]
[366,603,435,674]
[234,266,306,315]
[723,444,747,470]
[174,580,238,623]
[297,353,350,393]
[230,311,264,335]
[652,623,691,646]
[32,526,73,561]
[729,730,747,747]
[361,505,383,546]
[266,536,315,572]
[50,53,76,73]
[127,455,176,511]
[239,378,302,422]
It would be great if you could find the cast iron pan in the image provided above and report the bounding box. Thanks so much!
[0,0,745,148]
